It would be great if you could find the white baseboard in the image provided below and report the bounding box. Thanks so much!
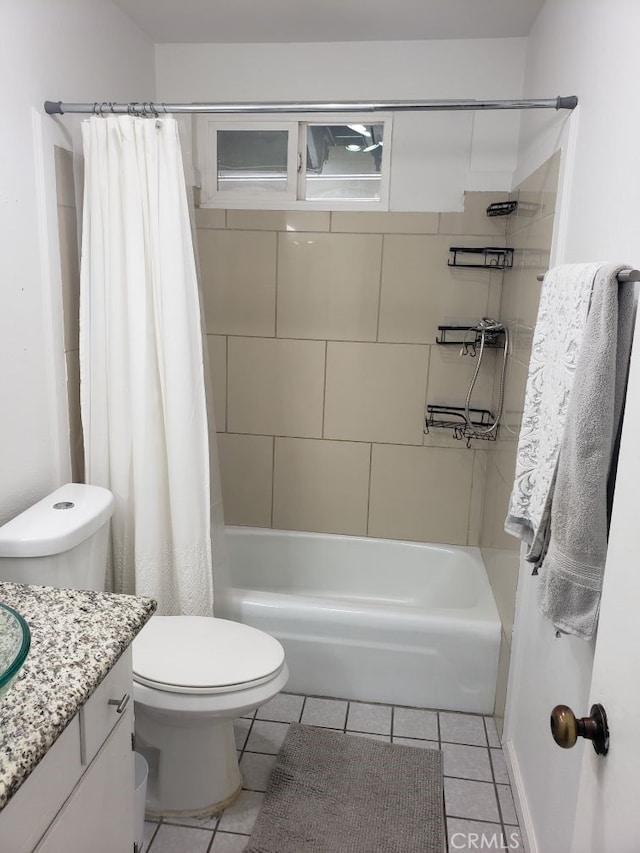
[504,739,537,853]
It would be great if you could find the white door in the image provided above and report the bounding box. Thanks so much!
[569,308,640,852]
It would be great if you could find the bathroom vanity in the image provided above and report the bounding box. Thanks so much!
[0,582,155,853]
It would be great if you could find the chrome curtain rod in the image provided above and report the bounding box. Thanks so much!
[44,95,578,116]
[536,269,640,283]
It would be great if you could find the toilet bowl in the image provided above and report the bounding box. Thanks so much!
[132,614,288,817]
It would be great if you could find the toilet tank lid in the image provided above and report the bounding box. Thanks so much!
[0,484,114,558]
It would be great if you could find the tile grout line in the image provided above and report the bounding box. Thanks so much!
[375,234,385,342]
[143,818,160,852]
[466,447,476,547]
[219,333,433,346]
[484,716,509,837]
[443,799,449,853]
[439,710,447,847]
[444,771,498,783]
[291,694,491,715]
[446,812,504,826]
[321,341,328,438]
[365,442,373,536]
[242,715,257,757]
[421,344,431,452]
[200,210,506,241]
[224,334,229,433]
[218,430,469,452]
[270,435,276,529]
[274,230,280,338]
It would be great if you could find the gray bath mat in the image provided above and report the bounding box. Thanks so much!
[245,723,444,853]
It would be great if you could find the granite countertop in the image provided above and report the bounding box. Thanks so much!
[0,582,156,811]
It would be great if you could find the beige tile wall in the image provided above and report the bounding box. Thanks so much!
[273,438,371,535]
[480,151,561,729]
[199,191,512,545]
[54,146,84,483]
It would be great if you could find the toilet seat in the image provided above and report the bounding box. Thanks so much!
[132,615,285,695]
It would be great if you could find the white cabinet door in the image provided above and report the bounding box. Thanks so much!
[0,716,83,853]
[35,709,134,853]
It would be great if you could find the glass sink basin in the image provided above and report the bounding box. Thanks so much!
[0,602,31,700]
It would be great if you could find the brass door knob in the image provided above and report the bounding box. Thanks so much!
[550,703,609,755]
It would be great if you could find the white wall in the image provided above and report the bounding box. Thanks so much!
[505,3,640,852]
[0,1,155,523]
[155,39,527,210]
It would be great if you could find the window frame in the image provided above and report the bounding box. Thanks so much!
[203,119,299,204]
[196,113,392,211]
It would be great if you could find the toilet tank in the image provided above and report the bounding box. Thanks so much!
[0,484,114,591]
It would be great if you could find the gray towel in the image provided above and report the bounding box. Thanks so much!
[538,264,636,638]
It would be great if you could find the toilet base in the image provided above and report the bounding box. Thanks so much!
[135,711,243,816]
[133,663,289,817]
[133,662,289,816]
[145,779,242,820]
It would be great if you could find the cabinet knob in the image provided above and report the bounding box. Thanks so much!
[108,693,130,714]
[550,703,609,755]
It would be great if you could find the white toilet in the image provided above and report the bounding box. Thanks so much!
[133,615,288,816]
[0,483,288,817]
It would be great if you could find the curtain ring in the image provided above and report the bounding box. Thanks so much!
[92,102,99,116]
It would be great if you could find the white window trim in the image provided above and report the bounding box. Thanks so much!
[196,113,392,211]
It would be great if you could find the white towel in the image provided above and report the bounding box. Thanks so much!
[504,263,601,562]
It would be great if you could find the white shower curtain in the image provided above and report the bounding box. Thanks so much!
[79,115,214,616]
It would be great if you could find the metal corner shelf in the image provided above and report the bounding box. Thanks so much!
[486,200,518,217]
[448,246,514,270]
[424,405,498,447]
[436,324,506,354]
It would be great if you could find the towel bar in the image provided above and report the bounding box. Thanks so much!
[536,268,640,282]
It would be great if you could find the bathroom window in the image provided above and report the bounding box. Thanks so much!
[197,115,391,210]
[209,123,299,201]
[304,123,385,202]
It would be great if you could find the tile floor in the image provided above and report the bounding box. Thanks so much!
[141,693,524,853]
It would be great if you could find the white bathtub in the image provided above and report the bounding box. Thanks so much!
[220,527,501,714]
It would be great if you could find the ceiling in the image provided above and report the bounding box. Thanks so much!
[113,0,545,44]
